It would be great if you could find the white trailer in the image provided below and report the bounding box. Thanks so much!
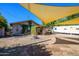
[53,25,79,34]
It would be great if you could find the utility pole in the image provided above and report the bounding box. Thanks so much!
[28,3,32,34]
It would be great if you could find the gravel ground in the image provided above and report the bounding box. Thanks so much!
[0,35,79,56]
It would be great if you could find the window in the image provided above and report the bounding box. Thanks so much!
[54,28,57,30]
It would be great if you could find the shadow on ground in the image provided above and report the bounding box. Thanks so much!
[0,44,52,56]
[55,38,79,44]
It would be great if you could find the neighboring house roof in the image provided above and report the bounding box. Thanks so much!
[10,20,42,26]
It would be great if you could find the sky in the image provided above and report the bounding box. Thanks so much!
[0,3,43,25]
[0,3,79,25]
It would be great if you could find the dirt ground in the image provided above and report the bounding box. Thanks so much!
[45,44,79,56]
[0,35,79,56]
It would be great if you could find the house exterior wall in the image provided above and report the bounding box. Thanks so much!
[11,25,22,35]
[11,20,41,35]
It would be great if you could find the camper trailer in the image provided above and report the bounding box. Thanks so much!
[53,25,79,35]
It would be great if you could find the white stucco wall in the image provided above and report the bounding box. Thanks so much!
[53,25,79,34]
